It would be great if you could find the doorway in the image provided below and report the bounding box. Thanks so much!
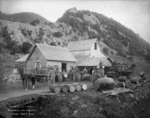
[62,63,67,72]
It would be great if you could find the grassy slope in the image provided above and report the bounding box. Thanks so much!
[0,53,19,89]
[0,12,49,23]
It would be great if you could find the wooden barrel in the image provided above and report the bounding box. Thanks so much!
[80,83,87,91]
[62,85,69,93]
[49,85,61,93]
[73,83,81,91]
[72,74,75,81]
[93,77,115,91]
[68,84,75,92]
[75,73,81,82]
[57,74,62,82]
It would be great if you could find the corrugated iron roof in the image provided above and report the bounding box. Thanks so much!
[34,43,76,62]
[78,57,112,67]
[68,38,97,51]
[15,54,29,62]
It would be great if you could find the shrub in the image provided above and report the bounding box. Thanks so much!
[21,42,32,54]
[145,53,150,60]
[21,29,27,37]
[53,31,63,38]
[1,26,12,49]
[30,19,40,26]
[10,44,21,55]
[110,51,114,55]
[50,42,56,46]
[103,47,109,55]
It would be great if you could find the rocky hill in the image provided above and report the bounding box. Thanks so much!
[58,8,150,58]
[0,8,150,60]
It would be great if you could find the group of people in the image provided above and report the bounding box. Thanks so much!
[67,66,105,82]
[19,59,106,91]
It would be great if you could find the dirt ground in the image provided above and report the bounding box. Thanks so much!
[0,61,150,102]
[0,80,93,101]
[0,62,150,118]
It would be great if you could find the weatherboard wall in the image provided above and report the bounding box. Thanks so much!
[47,61,76,72]
[69,40,106,58]
[27,46,47,70]
[90,41,105,58]
[27,46,76,72]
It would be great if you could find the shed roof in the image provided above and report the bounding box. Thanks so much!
[27,43,76,62]
[78,57,112,67]
[15,54,29,62]
[68,38,97,51]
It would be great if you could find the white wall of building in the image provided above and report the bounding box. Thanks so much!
[47,61,76,72]
[90,41,105,58]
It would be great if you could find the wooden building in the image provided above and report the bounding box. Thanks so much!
[68,38,111,67]
[26,43,76,72]
[15,54,29,69]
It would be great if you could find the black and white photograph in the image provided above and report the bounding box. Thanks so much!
[0,0,150,117]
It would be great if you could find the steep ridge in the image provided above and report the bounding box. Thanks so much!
[57,8,150,58]
[0,8,150,60]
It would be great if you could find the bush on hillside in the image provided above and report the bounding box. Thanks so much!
[1,26,22,54]
[1,26,13,49]
[53,31,63,38]
[21,42,32,54]
[145,53,150,60]
[21,29,32,37]
[21,29,27,37]
[50,42,56,46]
[0,44,4,53]
[39,27,45,39]
[10,44,21,55]
[30,19,40,26]
[103,47,109,55]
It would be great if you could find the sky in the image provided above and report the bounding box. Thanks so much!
[0,0,150,43]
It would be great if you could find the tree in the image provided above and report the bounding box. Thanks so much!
[30,19,40,26]
[10,44,21,55]
[53,31,63,38]
[145,53,150,60]
[0,43,4,53]
[21,42,32,54]
[39,28,45,40]
[103,47,109,55]
[50,42,56,46]
[2,26,12,49]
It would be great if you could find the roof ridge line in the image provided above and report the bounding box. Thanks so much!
[36,43,69,49]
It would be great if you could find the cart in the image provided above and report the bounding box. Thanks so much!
[26,67,49,83]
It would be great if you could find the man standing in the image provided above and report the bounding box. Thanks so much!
[97,64,105,78]
[48,66,56,86]
[83,67,88,75]
[34,59,41,74]
[82,67,88,80]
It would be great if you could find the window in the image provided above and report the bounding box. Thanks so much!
[94,42,97,50]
